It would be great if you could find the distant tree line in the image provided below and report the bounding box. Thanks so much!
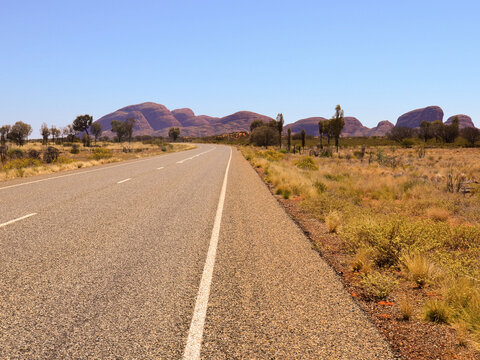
[249,105,346,152]
[387,117,480,146]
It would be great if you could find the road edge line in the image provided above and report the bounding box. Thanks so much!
[183,146,232,360]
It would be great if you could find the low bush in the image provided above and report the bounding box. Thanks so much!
[401,253,439,288]
[27,149,41,159]
[43,147,59,163]
[89,148,113,160]
[2,158,41,170]
[7,148,24,159]
[360,271,398,299]
[295,156,318,170]
[424,299,450,323]
[70,144,80,154]
[325,210,341,233]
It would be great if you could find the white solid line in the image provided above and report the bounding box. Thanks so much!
[0,213,37,228]
[157,167,164,170]
[117,178,131,184]
[183,147,232,360]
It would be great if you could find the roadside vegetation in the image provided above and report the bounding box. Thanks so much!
[0,116,193,182]
[238,107,480,356]
[242,144,480,350]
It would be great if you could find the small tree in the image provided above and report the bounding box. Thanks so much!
[430,121,445,142]
[287,128,291,152]
[111,120,127,142]
[72,114,93,140]
[169,127,180,142]
[329,105,345,152]
[41,123,50,145]
[64,124,76,142]
[276,113,284,149]
[8,121,32,146]
[443,117,459,143]
[418,121,434,142]
[460,127,480,146]
[387,126,414,143]
[0,125,11,145]
[318,120,326,149]
[250,126,278,147]
[124,118,135,143]
[90,123,102,145]
[250,119,265,131]
[301,129,306,150]
[50,126,60,143]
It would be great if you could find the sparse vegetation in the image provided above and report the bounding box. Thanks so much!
[241,144,480,346]
[0,140,195,181]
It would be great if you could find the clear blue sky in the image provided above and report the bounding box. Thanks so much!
[1,0,479,136]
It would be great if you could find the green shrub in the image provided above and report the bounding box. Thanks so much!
[314,180,327,194]
[257,149,284,162]
[295,156,318,170]
[360,271,398,299]
[70,144,80,154]
[89,148,113,160]
[43,147,59,163]
[27,149,41,159]
[7,148,24,159]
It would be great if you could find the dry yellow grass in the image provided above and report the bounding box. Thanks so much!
[0,141,195,182]
[241,144,480,344]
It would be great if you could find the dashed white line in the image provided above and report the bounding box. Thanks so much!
[0,150,196,191]
[183,147,232,360]
[117,178,131,184]
[0,213,37,228]
[177,148,214,164]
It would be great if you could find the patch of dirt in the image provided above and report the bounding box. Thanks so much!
[255,167,479,360]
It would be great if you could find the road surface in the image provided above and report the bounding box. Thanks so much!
[0,144,394,359]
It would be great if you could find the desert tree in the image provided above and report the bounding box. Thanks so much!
[168,127,180,142]
[287,128,291,152]
[111,120,127,142]
[124,118,135,143]
[318,120,327,149]
[387,126,414,143]
[329,105,345,152]
[0,125,11,145]
[250,119,265,131]
[50,126,60,143]
[40,123,50,144]
[460,126,480,146]
[418,121,434,142]
[442,117,459,143]
[90,123,103,145]
[8,121,32,146]
[72,114,93,138]
[249,126,278,147]
[276,113,284,149]
[64,124,76,142]
[430,121,444,142]
[301,129,306,150]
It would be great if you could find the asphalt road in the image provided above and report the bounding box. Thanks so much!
[0,144,395,359]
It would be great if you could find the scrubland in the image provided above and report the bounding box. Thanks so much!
[242,145,480,349]
[0,141,195,182]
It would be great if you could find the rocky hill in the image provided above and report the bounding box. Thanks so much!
[445,115,475,128]
[95,102,272,137]
[94,102,474,138]
[395,106,444,128]
[285,117,393,137]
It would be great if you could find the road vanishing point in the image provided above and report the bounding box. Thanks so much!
[0,144,394,359]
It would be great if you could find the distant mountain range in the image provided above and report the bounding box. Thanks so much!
[94,103,475,138]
